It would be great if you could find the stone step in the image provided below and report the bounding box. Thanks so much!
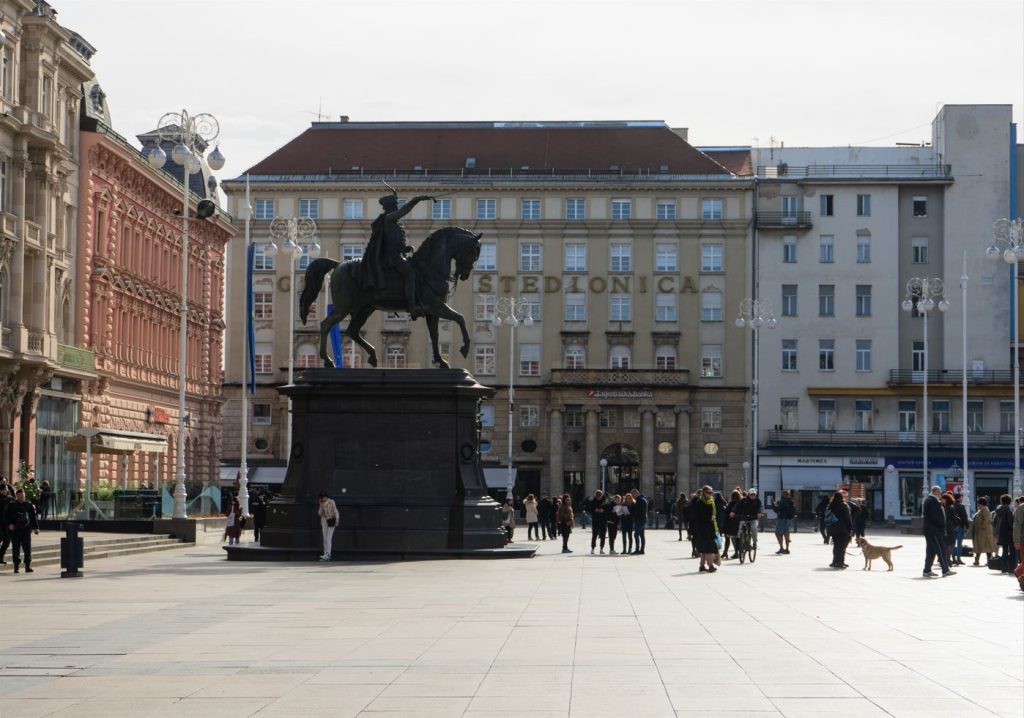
[29,535,182,558]
[10,537,192,568]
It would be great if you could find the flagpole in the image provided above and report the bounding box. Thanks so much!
[238,175,252,518]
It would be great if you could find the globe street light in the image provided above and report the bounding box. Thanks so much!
[146,110,224,519]
[735,299,777,492]
[987,218,1024,498]
[493,296,534,503]
[599,458,608,495]
[901,277,950,510]
[268,216,320,461]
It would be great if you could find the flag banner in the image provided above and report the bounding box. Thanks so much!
[246,243,256,393]
[327,303,343,367]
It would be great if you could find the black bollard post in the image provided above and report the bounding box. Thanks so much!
[60,522,84,578]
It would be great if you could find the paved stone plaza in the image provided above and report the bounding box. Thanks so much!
[0,528,1021,718]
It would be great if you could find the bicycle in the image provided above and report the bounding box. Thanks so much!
[737,519,758,564]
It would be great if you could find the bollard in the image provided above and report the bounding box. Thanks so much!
[60,522,85,578]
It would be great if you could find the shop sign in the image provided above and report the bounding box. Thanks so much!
[587,389,653,399]
[843,457,885,468]
[887,457,1022,469]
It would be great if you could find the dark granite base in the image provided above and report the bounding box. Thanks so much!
[224,542,537,561]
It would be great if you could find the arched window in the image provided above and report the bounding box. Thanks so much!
[385,345,406,369]
[295,343,318,369]
[564,345,585,369]
[609,346,631,370]
[0,267,7,327]
[342,339,362,368]
[655,345,677,370]
[61,295,72,344]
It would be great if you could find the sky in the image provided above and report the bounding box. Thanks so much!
[57,0,1023,181]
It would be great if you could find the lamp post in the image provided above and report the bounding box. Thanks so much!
[901,277,950,509]
[492,296,533,502]
[742,460,751,491]
[734,299,776,492]
[987,218,1024,498]
[268,217,320,461]
[146,110,225,519]
[599,458,608,494]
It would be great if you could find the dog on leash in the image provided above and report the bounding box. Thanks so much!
[856,536,902,571]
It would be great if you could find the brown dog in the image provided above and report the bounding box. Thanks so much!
[856,536,902,571]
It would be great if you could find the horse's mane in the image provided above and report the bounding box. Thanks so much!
[410,225,472,263]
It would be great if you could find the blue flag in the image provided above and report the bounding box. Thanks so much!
[246,243,256,393]
[327,303,343,368]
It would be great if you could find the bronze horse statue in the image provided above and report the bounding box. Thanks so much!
[299,226,482,368]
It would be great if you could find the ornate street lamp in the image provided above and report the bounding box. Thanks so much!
[492,296,534,503]
[735,298,776,491]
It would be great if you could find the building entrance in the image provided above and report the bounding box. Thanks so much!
[601,443,640,496]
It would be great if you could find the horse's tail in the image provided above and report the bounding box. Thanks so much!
[299,258,339,325]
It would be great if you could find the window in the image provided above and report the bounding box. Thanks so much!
[566,198,586,221]
[611,199,631,220]
[253,244,276,271]
[421,197,447,221]
[699,292,720,322]
[781,398,798,430]
[701,244,723,272]
[781,284,797,317]
[252,403,273,426]
[521,199,541,220]
[819,339,835,371]
[657,293,678,322]
[476,198,496,220]
[564,345,585,369]
[656,202,676,220]
[523,294,541,322]
[913,196,927,217]
[610,294,631,322]
[564,292,586,321]
[298,198,319,219]
[781,196,798,222]
[857,233,872,263]
[0,160,7,212]
[899,400,917,432]
[1,48,10,100]
[855,400,873,432]
[783,235,797,263]
[609,346,631,370]
[520,405,540,428]
[701,407,722,429]
[564,244,586,272]
[857,194,871,216]
[254,199,274,220]
[476,243,496,271]
[655,346,676,370]
[296,344,318,368]
[255,343,273,374]
[474,344,495,375]
[342,339,362,368]
[385,311,408,322]
[782,339,798,371]
[925,400,950,435]
[474,293,495,321]
[341,199,363,219]
[254,292,273,319]
[912,341,925,372]
[41,76,51,117]
[342,244,363,262]
[610,243,632,272]
[818,284,835,317]
[480,404,495,428]
[967,400,984,433]
[1001,401,1015,433]
[856,285,872,317]
[520,243,541,272]
[655,244,677,272]
[820,194,834,216]
[912,237,929,264]
[819,235,834,263]
[600,407,618,428]
[701,198,723,220]
[519,344,540,376]
[384,345,406,368]
[818,399,836,431]
[701,345,722,378]
[564,406,583,428]
[856,340,872,371]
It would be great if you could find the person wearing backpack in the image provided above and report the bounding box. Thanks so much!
[4,488,39,573]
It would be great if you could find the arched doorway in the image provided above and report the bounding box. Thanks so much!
[601,443,640,496]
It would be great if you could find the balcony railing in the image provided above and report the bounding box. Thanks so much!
[551,368,690,386]
[757,163,951,179]
[889,369,1024,385]
[767,429,1015,447]
[27,332,43,353]
[755,211,811,228]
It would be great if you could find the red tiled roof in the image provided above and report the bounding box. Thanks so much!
[244,122,732,176]
[702,149,753,176]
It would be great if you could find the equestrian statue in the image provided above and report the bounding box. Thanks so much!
[299,186,481,369]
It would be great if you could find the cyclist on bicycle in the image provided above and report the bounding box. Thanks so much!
[731,488,764,549]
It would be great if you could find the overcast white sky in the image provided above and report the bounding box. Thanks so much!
[58,0,1022,180]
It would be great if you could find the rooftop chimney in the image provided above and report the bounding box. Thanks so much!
[670,127,689,142]
[339,115,349,123]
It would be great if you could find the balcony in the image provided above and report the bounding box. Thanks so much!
[766,429,1015,449]
[550,368,689,386]
[755,211,811,229]
[757,164,951,180]
[888,369,1024,385]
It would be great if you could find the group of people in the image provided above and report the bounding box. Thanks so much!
[515,489,652,555]
[222,487,273,547]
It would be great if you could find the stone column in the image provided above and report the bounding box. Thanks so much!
[676,405,692,494]
[640,406,656,497]
[584,406,600,496]
[547,406,563,497]
[9,144,28,335]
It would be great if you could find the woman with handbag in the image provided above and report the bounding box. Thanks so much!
[557,493,575,554]
[317,491,339,562]
[692,485,719,573]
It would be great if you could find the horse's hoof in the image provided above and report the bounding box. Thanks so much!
[460,345,470,358]
[436,360,450,369]
[368,357,378,368]
[322,359,334,369]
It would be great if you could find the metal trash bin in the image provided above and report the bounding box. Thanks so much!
[60,523,84,578]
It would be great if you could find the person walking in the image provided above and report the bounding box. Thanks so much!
[619,493,635,555]
[852,498,868,540]
[815,494,831,544]
[992,494,1015,572]
[251,492,267,543]
[557,493,574,553]
[971,497,996,566]
[524,494,540,541]
[317,491,339,561]
[721,489,742,559]
[501,498,516,544]
[673,492,689,542]
[923,485,955,577]
[4,489,39,573]
[774,490,796,554]
[0,484,12,564]
[692,485,719,573]
[606,494,621,555]
[826,491,853,569]
[537,493,553,540]
[951,493,969,566]
[586,490,608,554]
[37,480,52,521]
[224,498,243,546]
[941,492,958,567]
[630,489,649,554]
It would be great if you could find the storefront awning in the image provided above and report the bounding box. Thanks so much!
[255,466,287,484]
[483,467,517,489]
[781,466,842,490]
[66,428,167,455]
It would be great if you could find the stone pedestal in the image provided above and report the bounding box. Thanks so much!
[226,368,534,560]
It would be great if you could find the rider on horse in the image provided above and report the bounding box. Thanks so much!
[360,188,433,319]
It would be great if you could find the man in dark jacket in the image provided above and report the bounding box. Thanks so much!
[923,485,954,577]
[5,488,39,573]
[586,490,609,554]
[774,490,796,554]
[0,483,12,563]
[537,493,553,540]
[815,495,831,544]
[630,489,649,554]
